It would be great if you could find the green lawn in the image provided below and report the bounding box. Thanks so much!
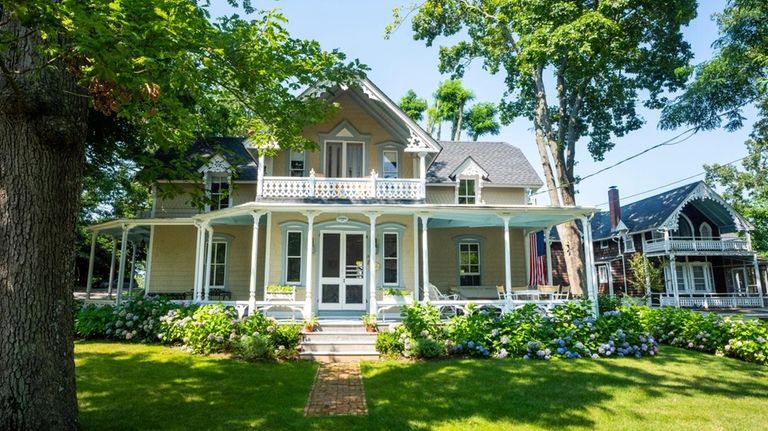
[76,341,768,430]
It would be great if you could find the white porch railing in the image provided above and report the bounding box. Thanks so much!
[658,293,763,308]
[643,237,751,254]
[260,171,424,200]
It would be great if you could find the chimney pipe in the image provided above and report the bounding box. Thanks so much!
[608,186,621,230]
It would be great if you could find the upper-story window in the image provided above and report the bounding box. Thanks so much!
[382,149,398,179]
[289,150,305,177]
[326,141,364,177]
[623,235,635,253]
[458,179,477,204]
[208,173,230,211]
[700,222,713,239]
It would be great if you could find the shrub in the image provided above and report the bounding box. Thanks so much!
[597,294,623,314]
[182,304,238,354]
[401,302,443,339]
[410,337,445,359]
[75,304,114,338]
[375,330,403,358]
[233,334,274,361]
[271,324,302,351]
[104,294,176,343]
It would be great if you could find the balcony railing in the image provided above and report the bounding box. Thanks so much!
[259,170,424,200]
[643,237,751,254]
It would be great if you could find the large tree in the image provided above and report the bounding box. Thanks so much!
[463,101,501,141]
[0,1,364,428]
[660,0,768,254]
[394,0,696,294]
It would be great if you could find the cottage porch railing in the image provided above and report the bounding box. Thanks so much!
[260,171,424,200]
[643,237,751,254]
[657,292,763,308]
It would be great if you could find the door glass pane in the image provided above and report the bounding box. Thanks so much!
[326,142,342,177]
[322,284,340,303]
[322,233,340,277]
[347,143,363,177]
[345,284,364,304]
[346,234,364,279]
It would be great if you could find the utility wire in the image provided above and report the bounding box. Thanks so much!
[532,126,700,196]
[591,155,747,207]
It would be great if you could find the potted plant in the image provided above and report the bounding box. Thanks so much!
[381,287,412,304]
[303,315,318,332]
[265,284,296,301]
[361,313,378,332]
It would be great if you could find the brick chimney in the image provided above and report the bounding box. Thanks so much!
[608,186,621,230]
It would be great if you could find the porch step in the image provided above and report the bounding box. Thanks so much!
[299,320,379,362]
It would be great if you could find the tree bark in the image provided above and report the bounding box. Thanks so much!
[0,12,87,430]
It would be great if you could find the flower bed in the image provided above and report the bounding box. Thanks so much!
[74,295,301,361]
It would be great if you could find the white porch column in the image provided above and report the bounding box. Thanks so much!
[753,254,763,301]
[85,231,97,300]
[545,226,554,285]
[418,152,427,199]
[257,155,266,197]
[304,211,317,319]
[203,226,214,301]
[367,213,379,314]
[116,224,131,304]
[248,212,265,311]
[192,223,204,301]
[107,237,117,299]
[419,214,430,302]
[499,215,512,298]
[144,226,155,296]
[128,241,137,296]
[669,254,680,308]
[412,213,419,299]
[523,230,531,286]
[263,212,273,293]
[581,216,599,316]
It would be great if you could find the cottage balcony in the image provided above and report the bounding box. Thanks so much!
[259,170,425,201]
[643,237,751,255]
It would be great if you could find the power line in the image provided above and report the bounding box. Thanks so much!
[591,155,747,207]
[532,126,699,197]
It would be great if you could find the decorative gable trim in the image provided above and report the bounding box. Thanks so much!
[450,156,488,179]
[197,155,231,174]
[659,182,753,232]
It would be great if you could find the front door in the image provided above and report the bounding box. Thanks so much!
[319,232,366,310]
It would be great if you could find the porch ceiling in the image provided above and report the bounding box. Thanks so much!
[426,208,594,230]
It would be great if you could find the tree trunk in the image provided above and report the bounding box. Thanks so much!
[0,12,87,430]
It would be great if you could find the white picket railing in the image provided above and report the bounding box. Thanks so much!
[260,170,424,200]
[658,293,764,308]
[644,237,750,254]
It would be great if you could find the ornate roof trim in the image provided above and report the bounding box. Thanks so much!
[659,182,753,231]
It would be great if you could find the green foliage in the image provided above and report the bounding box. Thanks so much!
[627,253,665,293]
[265,285,295,294]
[181,305,238,354]
[399,89,428,122]
[597,294,624,314]
[271,324,302,351]
[462,102,500,141]
[375,330,404,358]
[401,302,443,339]
[233,334,274,361]
[410,337,445,359]
[75,304,115,338]
[104,294,176,342]
[381,287,410,296]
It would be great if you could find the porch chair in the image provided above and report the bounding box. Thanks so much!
[557,284,571,300]
[429,284,460,317]
[537,284,560,300]
[496,285,513,301]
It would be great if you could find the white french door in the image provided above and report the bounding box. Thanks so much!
[666,262,714,294]
[319,232,366,311]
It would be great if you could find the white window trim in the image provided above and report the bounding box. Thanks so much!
[456,177,480,205]
[623,235,636,253]
[382,149,399,179]
[458,241,481,286]
[381,232,400,286]
[324,140,366,178]
[600,240,609,249]
[279,222,308,286]
[700,222,713,239]
[205,173,232,213]
[206,234,233,290]
[598,265,609,283]
[666,262,714,294]
[288,150,306,177]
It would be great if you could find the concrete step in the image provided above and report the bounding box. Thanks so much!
[302,332,377,343]
[299,351,379,362]
[312,322,370,333]
[301,340,377,354]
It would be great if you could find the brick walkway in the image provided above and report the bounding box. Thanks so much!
[304,362,368,416]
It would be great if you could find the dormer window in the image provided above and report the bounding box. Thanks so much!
[289,150,305,177]
[458,179,477,204]
[382,149,398,179]
[208,173,230,210]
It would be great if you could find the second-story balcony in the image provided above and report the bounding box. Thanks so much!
[259,170,425,201]
[643,237,751,255]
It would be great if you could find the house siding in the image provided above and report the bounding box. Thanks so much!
[425,185,527,205]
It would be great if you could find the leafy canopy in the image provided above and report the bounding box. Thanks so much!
[463,102,500,141]
[399,89,428,122]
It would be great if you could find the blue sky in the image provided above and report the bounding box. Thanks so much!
[214,1,753,209]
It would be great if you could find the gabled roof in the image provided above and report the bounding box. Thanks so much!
[156,137,258,181]
[427,141,543,187]
[588,181,752,240]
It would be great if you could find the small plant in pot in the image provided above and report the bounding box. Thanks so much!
[381,287,412,303]
[303,315,318,332]
[361,313,378,332]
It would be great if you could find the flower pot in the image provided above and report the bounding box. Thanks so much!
[366,324,377,333]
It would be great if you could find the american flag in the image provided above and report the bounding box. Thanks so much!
[529,231,547,286]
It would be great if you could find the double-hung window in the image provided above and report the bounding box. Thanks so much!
[208,241,228,288]
[623,235,635,253]
[382,232,399,285]
[285,231,303,284]
[458,179,476,204]
[382,150,398,179]
[209,174,230,210]
[459,242,481,286]
[289,151,305,177]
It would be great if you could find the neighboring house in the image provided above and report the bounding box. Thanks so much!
[550,182,766,308]
[86,78,597,319]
